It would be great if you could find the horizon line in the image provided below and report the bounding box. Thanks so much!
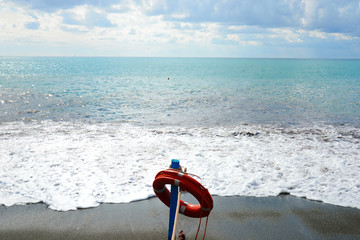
[1,55,360,60]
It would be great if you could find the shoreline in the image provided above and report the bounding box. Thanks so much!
[1,195,360,240]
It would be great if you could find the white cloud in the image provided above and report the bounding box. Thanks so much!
[307,30,327,39]
[300,0,360,35]
[8,0,119,12]
[0,0,360,57]
[170,12,189,19]
[228,26,249,31]
[270,28,303,43]
[225,34,262,46]
[330,33,358,41]
[61,5,115,28]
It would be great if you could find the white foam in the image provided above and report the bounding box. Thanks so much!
[0,121,359,210]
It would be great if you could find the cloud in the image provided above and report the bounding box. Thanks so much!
[25,21,40,29]
[1,0,359,57]
[61,5,115,28]
[144,0,303,27]
[7,0,360,35]
[301,0,360,35]
[9,0,118,12]
[143,0,360,36]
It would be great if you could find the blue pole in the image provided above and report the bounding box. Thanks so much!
[168,159,180,240]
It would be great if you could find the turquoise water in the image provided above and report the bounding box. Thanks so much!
[1,57,359,126]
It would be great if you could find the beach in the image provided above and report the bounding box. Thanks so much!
[1,195,360,240]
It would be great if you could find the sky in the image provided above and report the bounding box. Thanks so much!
[0,0,359,58]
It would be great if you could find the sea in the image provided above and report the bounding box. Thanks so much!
[0,57,359,211]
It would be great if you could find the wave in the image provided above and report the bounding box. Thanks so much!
[0,120,359,210]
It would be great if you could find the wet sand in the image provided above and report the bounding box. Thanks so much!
[1,195,360,240]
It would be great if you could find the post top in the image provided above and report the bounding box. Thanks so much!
[171,159,180,169]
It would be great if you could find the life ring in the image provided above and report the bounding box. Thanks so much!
[153,169,213,218]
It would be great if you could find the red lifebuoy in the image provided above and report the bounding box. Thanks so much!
[153,169,213,218]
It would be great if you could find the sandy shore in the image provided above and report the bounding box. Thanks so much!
[1,195,360,240]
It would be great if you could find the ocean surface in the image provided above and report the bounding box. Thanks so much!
[0,57,359,211]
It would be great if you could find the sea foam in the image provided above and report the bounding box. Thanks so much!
[0,121,359,211]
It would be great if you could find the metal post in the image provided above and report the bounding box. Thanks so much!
[168,159,180,240]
